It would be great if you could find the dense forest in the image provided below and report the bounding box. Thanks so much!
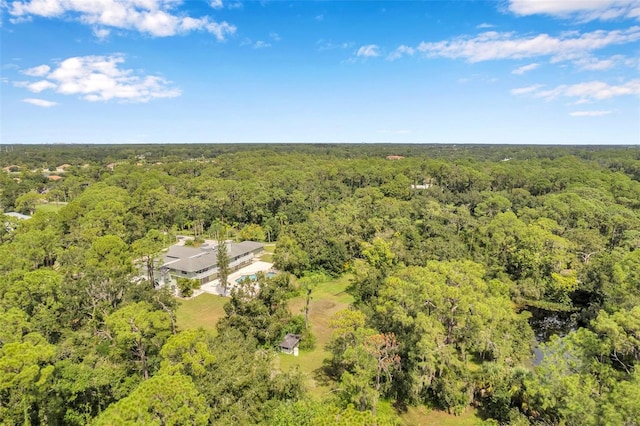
[1,144,639,425]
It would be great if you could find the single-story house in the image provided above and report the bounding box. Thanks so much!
[279,333,301,355]
[159,240,264,286]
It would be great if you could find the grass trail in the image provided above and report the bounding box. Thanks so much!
[277,274,353,397]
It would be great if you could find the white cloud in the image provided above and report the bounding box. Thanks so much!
[387,45,415,61]
[414,27,640,63]
[512,63,539,74]
[317,40,354,51]
[15,79,57,92]
[420,29,640,67]
[508,0,640,21]
[269,32,280,41]
[477,22,495,29]
[569,110,613,116]
[572,54,639,70]
[8,0,237,39]
[510,84,544,95]
[210,0,223,9]
[23,98,57,107]
[315,14,324,21]
[253,40,271,49]
[21,64,50,76]
[512,79,640,102]
[92,27,110,39]
[356,44,380,57]
[16,55,181,103]
[204,21,235,41]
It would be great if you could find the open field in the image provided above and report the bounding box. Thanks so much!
[277,274,354,397]
[399,406,483,426]
[176,271,485,424]
[34,202,67,213]
[176,293,227,334]
[260,243,275,262]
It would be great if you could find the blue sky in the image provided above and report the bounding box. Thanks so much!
[1,0,639,144]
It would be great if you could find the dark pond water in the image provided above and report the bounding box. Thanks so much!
[527,307,577,366]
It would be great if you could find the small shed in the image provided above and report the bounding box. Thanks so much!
[279,333,301,355]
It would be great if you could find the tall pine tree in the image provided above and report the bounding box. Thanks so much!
[217,238,230,296]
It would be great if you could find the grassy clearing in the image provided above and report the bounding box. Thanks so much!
[256,244,275,262]
[34,202,67,213]
[176,293,227,334]
[277,274,354,397]
[175,272,480,424]
[399,406,484,426]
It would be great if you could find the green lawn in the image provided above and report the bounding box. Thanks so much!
[277,274,354,397]
[176,293,228,334]
[399,406,484,426]
[34,202,67,213]
[174,271,354,397]
[175,273,482,424]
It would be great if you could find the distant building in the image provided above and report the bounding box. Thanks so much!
[160,240,264,286]
[386,155,405,160]
[3,212,31,220]
[411,183,431,190]
[2,165,20,173]
[47,175,63,181]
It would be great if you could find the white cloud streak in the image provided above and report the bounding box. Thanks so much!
[21,64,50,76]
[387,45,415,61]
[413,27,640,63]
[508,0,640,22]
[253,40,271,49]
[512,79,640,102]
[569,110,613,116]
[510,84,546,95]
[8,0,236,39]
[23,98,58,107]
[512,63,539,74]
[356,44,380,57]
[317,40,353,51]
[92,27,110,39]
[17,55,181,103]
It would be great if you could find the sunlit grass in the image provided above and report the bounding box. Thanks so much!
[176,271,355,398]
[399,406,484,426]
[34,202,67,213]
[176,293,227,334]
[278,274,354,397]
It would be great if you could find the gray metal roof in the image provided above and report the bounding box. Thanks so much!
[3,212,32,220]
[163,241,263,273]
[280,333,301,350]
